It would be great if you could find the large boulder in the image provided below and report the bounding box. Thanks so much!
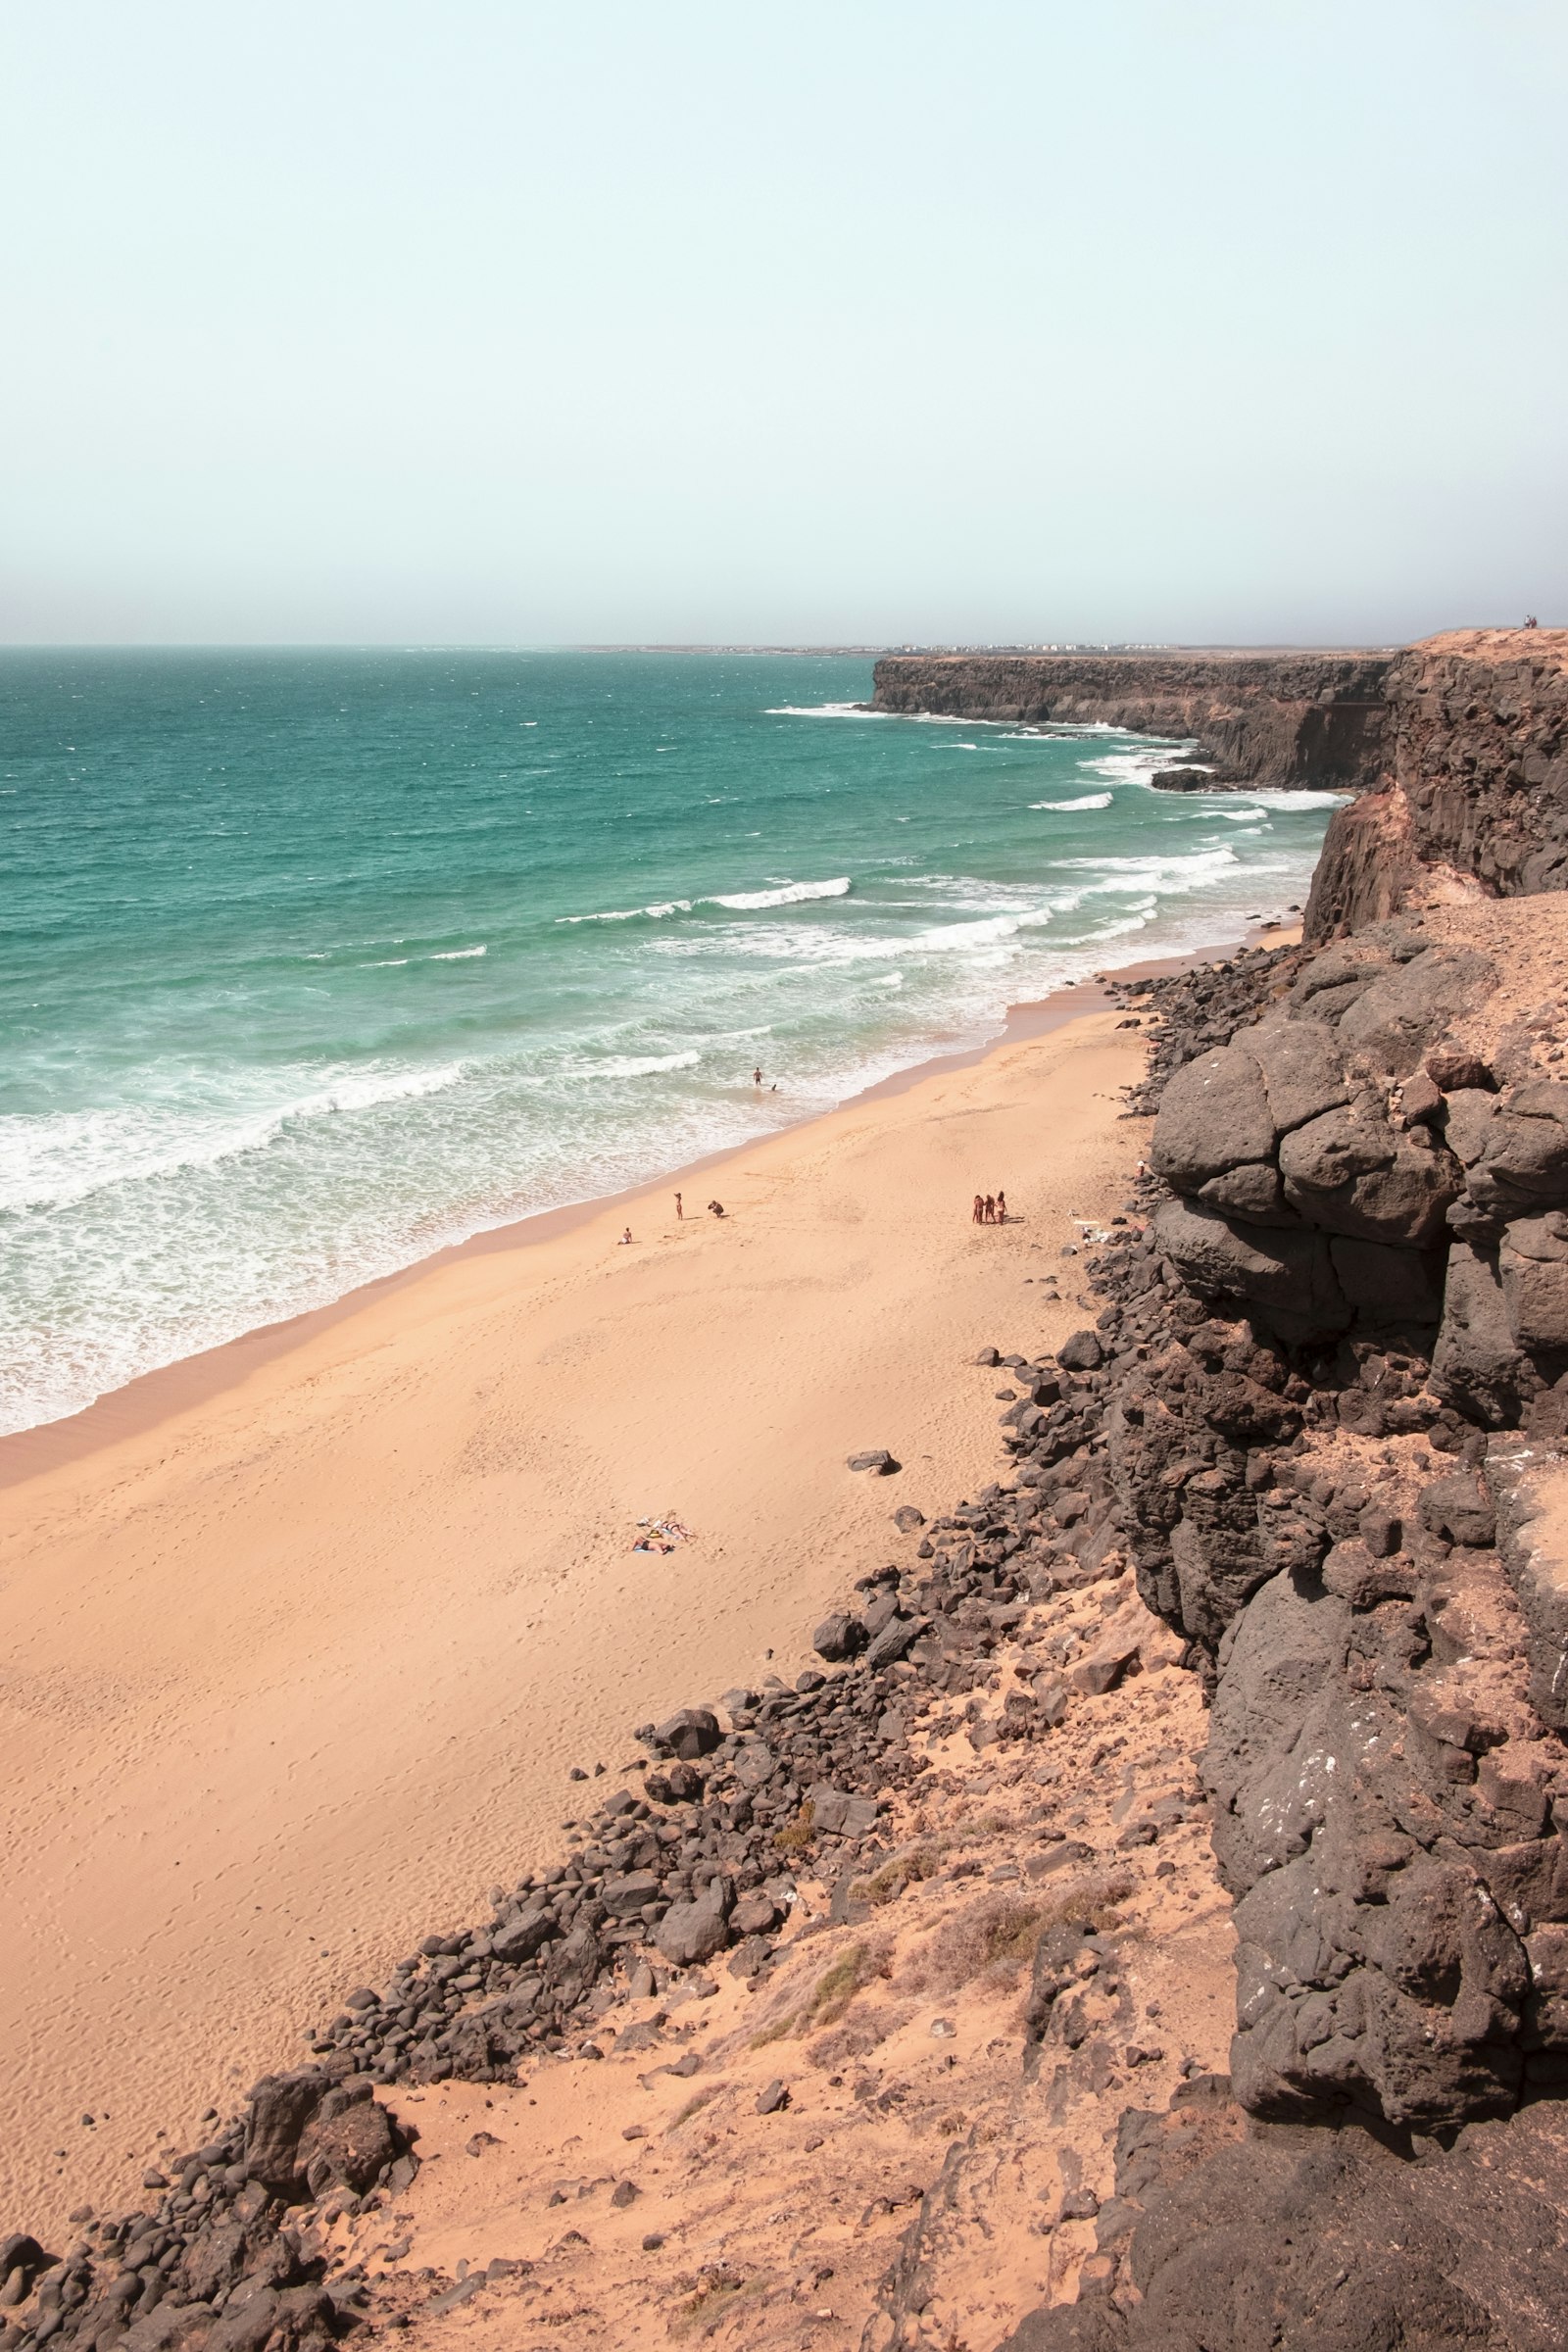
[489,1902,554,1963]
[813,1611,867,1662]
[651,1706,722,1759]
[1152,1198,1350,1340]
[294,2082,399,2198]
[1445,1083,1568,1218]
[1500,1213,1568,1354]
[1151,1044,1276,1191]
[1247,1016,1352,1133]
[654,1878,732,1967]
[543,1921,602,2008]
[1277,1102,1457,1247]
[1433,1241,1535,1426]
[1336,945,1496,1075]
[242,2068,331,2200]
[993,2090,1568,2352]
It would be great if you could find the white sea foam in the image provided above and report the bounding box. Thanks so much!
[561,876,851,923]
[1054,846,1241,880]
[706,877,851,911]
[1031,793,1113,811]
[1241,788,1351,811]
[558,1051,702,1082]
[763,702,884,718]
[0,1061,469,1216]
[431,944,487,959]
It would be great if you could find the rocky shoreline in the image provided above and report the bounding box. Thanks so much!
[868,652,1392,791]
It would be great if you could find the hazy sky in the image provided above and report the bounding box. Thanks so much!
[2,0,1563,646]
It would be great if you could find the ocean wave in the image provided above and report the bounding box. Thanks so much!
[1047,846,1248,902]
[0,1061,470,1216]
[430,944,487,960]
[1081,744,1198,789]
[1054,846,1241,877]
[763,702,884,718]
[1241,788,1352,811]
[1031,793,1113,811]
[559,900,692,923]
[557,1051,701,1082]
[1000,723,1133,740]
[706,877,851,910]
[560,876,850,924]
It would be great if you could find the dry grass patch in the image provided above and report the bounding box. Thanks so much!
[746,1936,891,2049]
[667,2082,724,2132]
[772,1799,815,1855]
[852,1840,942,1907]
[807,1999,915,2072]
[902,1872,1134,1995]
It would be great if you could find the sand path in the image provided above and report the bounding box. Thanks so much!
[0,1009,1143,2231]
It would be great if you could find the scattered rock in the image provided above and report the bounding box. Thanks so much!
[813,1612,868,1662]
[651,1707,722,1760]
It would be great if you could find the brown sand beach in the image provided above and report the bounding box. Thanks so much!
[0,988,1160,2234]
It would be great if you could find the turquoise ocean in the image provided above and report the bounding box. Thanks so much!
[0,651,1342,1437]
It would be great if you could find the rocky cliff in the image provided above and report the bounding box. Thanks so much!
[1304,630,1568,942]
[991,913,1568,2347]
[869,653,1393,789]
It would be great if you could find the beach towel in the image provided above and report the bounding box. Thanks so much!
[632,1513,694,1554]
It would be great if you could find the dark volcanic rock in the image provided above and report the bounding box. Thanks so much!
[1307,630,1568,943]
[869,652,1392,791]
[651,1706,722,1759]
[653,1879,732,1968]
[996,2085,1568,2352]
[243,2069,332,2201]
[813,1611,868,1662]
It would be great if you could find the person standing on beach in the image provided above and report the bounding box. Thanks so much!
[972,1193,985,1224]
[984,1194,996,1223]
[674,1191,683,1219]
[996,1189,1007,1223]
[753,1065,763,1088]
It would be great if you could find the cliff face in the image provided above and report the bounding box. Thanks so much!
[997,918,1568,2348]
[1305,629,1568,943]
[870,652,1393,788]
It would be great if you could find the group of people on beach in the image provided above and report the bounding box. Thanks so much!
[670,1191,724,1221]
[972,1191,1007,1224]
[622,1189,726,1245]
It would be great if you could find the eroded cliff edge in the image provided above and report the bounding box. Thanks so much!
[1304,629,1568,941]
[868,652,1393,789]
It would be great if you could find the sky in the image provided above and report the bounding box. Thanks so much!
[1,0,1564,648]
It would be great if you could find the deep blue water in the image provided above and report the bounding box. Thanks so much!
[0,649,1340,1432]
